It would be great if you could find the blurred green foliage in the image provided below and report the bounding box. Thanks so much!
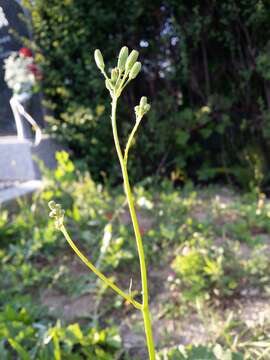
[1,153,270,357]
[22,0,270,188]
[158,344,245,360]
[0,303,122,359]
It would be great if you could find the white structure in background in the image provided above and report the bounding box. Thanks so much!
[0,0,65,204]
[0,0,48,204]
[4,49,42,145]
[10,93,42,146]
[0,5,9,29]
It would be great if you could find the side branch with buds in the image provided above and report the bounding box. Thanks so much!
[48,201,142,310]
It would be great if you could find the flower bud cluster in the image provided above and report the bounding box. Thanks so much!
[124,49,141,80]
[134,96,151,120]
[94,46,143,97]
[117,47,142,81]
[48,200,65,229]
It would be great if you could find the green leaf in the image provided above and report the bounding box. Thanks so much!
[8,339,31,360]
[176,130,190,146]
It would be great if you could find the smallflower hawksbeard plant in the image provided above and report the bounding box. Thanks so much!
[48,47,156,359]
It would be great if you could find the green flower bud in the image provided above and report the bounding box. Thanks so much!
[129,61,141,79]
[105,79,114,91]
[48,201,65,229]
[48,200,56,210]
[125,50,139,72]
[111,68,118,83]
[134,105,140,118]
[94,49,105,71]
[140,96,147,107]
[117,46,129,70]
[143,103,151,113]
[135,97,151,119]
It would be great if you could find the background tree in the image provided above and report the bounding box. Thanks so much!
[23,0,270,190]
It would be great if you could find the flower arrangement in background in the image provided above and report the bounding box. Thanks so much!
[4,47,43,145]
[4,47,42,96]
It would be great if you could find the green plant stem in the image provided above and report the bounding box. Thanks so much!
[111,97,156,360]
[124,118,141,165]
[60,224,142,310]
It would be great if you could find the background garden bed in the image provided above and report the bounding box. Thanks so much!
[1,153,270,358]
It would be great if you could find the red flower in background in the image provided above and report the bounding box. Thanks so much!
[19,47,33,58]
[27,63,43,80]
[106,212,113,221]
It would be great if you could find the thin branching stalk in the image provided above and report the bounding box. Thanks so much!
[111,97,156,359]
[48,46,156,359]
[60,224,142,310]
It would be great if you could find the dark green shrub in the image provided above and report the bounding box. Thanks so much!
[24,0,270,187]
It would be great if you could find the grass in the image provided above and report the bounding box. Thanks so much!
[1,153,270,359]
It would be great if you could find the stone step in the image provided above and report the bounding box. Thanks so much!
[0,180,42,205]
[0,135,64,181]
[0,137,35,181]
